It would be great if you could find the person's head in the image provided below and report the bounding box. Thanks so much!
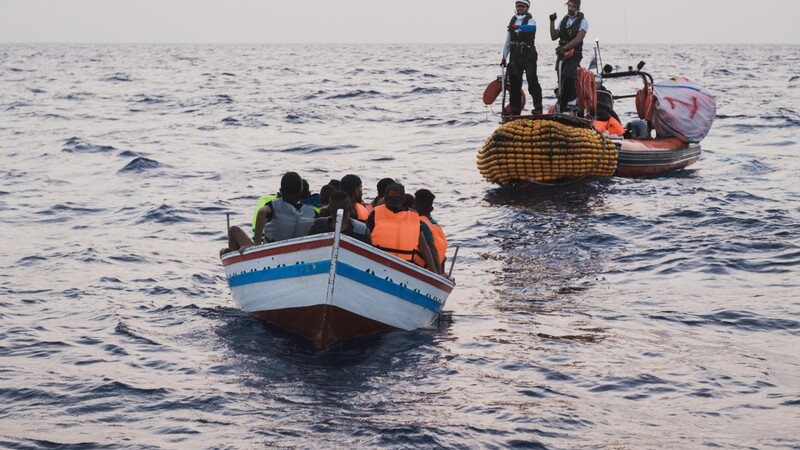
[404,194,415,209]
[319,184,335,206]
[414,189,435,216]
[301,179,311,199]
[566,0,580,15]
[376,178,395,199]
[328,179,341,190]
[340,174,363,201]
[383,183,406,212]
[327,190,351,220]
[279,171,303,202]
[515,0,530,13]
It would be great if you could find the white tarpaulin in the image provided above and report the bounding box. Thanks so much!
[652,77,716,143]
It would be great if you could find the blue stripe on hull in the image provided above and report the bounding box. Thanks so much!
[228,261,331,287]
[227,260,443,313]
[335,262,443,313]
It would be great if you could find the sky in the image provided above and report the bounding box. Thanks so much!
[1,0,799,45]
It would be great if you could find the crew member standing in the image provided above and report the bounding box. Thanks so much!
[502,0,543,115]
[550,0,588,114]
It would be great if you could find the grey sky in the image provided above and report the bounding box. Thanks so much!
[1,0,798,45]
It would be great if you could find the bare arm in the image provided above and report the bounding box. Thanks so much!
[417,233,439,274]
[253,204,272,246]
[550,15,559,40]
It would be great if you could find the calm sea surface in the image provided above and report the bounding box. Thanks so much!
[1,44,799,449]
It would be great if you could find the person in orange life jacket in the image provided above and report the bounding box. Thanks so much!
[412,189,447,274]
[340,174,372,222]
[370,177,395,208]
[365,183,438,273]
[502,0,544,115]
[307,190,372,244]
[550,0,589,114]
[252,171,318,245]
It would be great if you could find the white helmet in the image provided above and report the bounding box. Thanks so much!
[515,0,530,7]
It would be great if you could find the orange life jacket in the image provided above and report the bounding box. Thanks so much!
[594,116,625,136]
[370,205,420,262]
[414,216,447,268]
[354,202,371,221]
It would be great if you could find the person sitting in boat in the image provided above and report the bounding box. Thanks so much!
[366,183,440,274]
[370,177,395,208]
[340,174,372,222]
[316,183,336,217]
[307,190,372,244]
[299,179,322,213]
[550,0,588,114]
[221,172,318,256]
[252,171,317,245]
[502,0,544,115]
[413,189,447,273]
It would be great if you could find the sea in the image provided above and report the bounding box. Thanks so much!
[1,43,798,449]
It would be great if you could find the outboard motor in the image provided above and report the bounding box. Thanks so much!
[626,119,651,139]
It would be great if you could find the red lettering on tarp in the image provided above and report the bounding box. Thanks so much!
[664,96,699,120]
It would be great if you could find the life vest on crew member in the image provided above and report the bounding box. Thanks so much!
[558,12,585,57]
[264,198,316,242]
[370,205,421,262]
[594,116,625,136]
[414,216,448,268]
[508,14,536,60]
[354,201,372,222]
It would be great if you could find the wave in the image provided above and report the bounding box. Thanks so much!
[118,157,161,173]
[62,137,118,154]
[137,203,197,224]
[327,90,381,99]
[101,73,133,82]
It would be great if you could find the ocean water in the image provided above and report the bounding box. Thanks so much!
[1,43,799,449]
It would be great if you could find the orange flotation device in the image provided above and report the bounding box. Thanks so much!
[636,86,654,121]
[594,116,625,136]
[576,67,597,113]
[370,205,420,262]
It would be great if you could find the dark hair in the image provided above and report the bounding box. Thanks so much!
[301,179,311,199]
[404,194,415,209]
[414,189,435,206]
[279,172,303,197]
[328,179,341,189]
[328,190,351,217]
[320,184,335,205]
[567,0,580,9]
[376,178,395,197]
[340,174,362,196]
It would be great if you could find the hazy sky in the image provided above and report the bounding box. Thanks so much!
[1,0,799,45]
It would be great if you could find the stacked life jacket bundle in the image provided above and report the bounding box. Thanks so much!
[477,119,618,186]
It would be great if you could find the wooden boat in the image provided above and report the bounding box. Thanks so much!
[220,212,455,349]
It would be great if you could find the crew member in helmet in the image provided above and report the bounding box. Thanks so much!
[550,0,589,114]
[502,0,543,115]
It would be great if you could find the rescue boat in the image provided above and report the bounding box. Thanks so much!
[480,54,715,187]
[220,211,455,349]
